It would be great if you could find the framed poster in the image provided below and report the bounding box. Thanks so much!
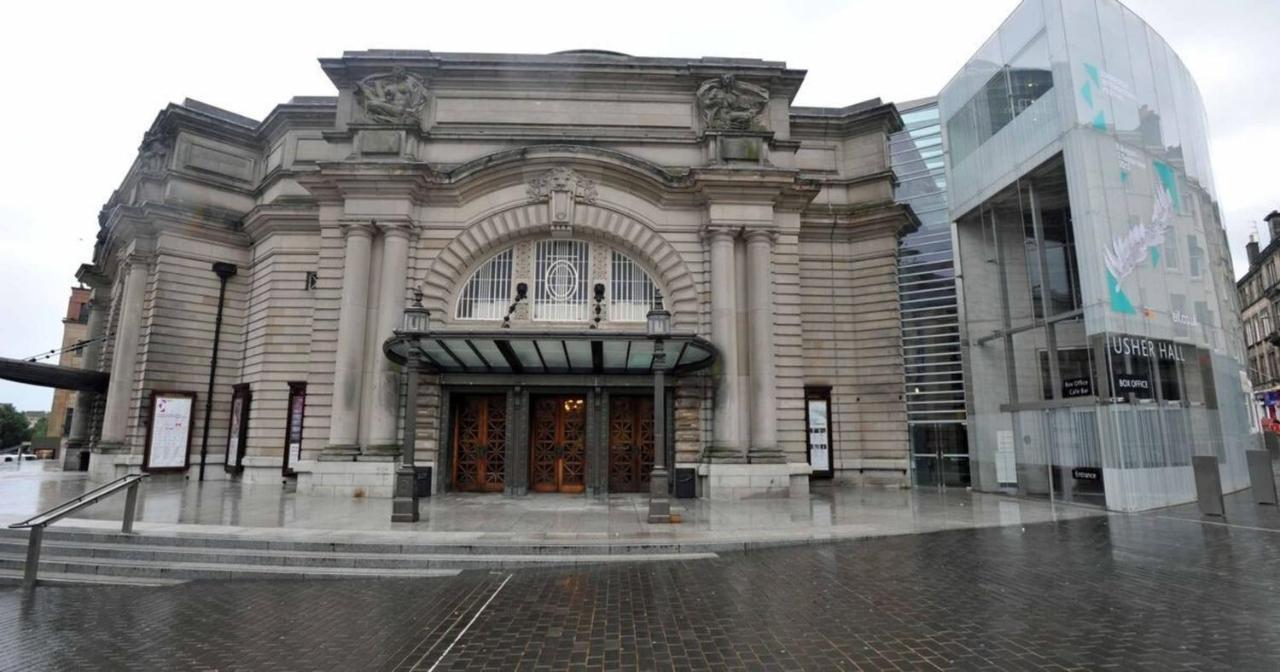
[144,391,196,472]
[224,384,250,471]
[804,387,833,479]
[282,382,306,476]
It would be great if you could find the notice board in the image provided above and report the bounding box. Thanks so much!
[144,391,196,471]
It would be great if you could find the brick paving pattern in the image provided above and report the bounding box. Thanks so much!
[3,514,1279,671]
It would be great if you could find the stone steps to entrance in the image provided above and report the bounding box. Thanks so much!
[0,526,719,586]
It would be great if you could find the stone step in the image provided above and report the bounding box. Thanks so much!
[0,553,464,582]
[0,538,716,570]
[0,568,188,587]
[0,526,707,556]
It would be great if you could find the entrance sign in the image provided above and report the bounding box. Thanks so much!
[144,391,196,471]
[805,388,833,478]
[283,382,306,476]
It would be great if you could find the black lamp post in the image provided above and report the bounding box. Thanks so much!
[392,288,429,523]
[646,293,672,523]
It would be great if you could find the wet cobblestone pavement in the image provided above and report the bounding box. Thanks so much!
[3,511,1279,671]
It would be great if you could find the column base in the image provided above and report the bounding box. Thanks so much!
[318,444,361,462]
[296,460,396,497]
[92,441,127,455]
[703,444,747,463]
[747,447,786,464]
[364,443,400,458]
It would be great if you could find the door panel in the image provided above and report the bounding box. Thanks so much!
[608,396,654,493]
[452,395,507,493]
[530,396,587,493]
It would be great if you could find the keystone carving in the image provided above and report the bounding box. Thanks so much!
[526,167,598,204]
[696,75,770,131]
[354,67,429,125]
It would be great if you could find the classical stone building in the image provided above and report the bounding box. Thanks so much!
[70,50,915,499]
[1238,211,1280,414]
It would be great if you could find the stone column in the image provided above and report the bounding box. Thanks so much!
[365,223,412,457]
[745,229,781,462]
[97,258,148,452]
[707,227,743,459]
[324,222,375,459]
[66,292,107,452]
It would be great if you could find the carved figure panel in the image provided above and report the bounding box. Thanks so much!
[696,74,770,131]
[354,67,429,125]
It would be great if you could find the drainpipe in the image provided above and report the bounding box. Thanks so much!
[198,262,238,481]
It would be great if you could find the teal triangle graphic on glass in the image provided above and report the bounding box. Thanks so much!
[1081,81,1094,107]
[1150,246,1160,268]
[1093,111,1107,130]
[1120,169,1129,184]
[1107,270,1136,314]
[1152,160,1181,214]
[1084,62,1101,87]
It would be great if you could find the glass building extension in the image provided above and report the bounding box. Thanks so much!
[941,0,1255,511]
[891,99,969,487]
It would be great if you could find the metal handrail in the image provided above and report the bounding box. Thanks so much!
[8,473,148,589]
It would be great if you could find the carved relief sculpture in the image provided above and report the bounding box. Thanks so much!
[696,74,770,131]
[353,66,429,125]
[137,129,172,174]
[526,166,598,204]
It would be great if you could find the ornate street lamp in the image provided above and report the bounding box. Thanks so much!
[646,293,672,523]
[392,288,429,523]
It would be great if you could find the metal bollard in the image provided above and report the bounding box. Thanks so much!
[1246,449,1278,505]
[1192,455,1225,517]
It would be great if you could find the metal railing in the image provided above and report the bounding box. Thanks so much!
[8,473,147,588]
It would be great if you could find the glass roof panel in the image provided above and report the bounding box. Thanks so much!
[602,340,630,372]
[536,340,569,370]
[439,339,484,368]
[470,339,509,371]
[565,340,594,370]
[509,340,545,371]
[626,339,654,371]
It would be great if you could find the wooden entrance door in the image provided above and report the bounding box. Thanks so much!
[530,396,587,493]
[451,394,507,493]
[608,396,655,493]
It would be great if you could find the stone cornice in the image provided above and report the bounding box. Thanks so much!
[799,200,919,242]
[242,203,321,242]
[75,264,110,289]
[789,98,904,139]
[301,161,439,204]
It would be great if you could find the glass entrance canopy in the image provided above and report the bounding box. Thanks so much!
[383,330,717,376]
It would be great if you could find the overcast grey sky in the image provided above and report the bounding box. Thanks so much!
[2,0,1277,412]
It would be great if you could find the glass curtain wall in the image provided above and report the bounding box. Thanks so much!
[891,100,969,486]
[943,0,1256,511]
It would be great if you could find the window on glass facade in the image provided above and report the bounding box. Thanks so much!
[609,251,658,322]
[946,34,1053,165]
[456,248,514,320]
[1187,235,1204,278]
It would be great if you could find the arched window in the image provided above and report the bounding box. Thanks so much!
[454,240,660,324]
[456,248,513,320]
[610,251,658,322]
[533,240,590,321]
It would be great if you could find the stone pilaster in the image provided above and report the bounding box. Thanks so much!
[745,229,782,462]
[365,221,414,458]
[705,226,744,461]
[65,289,107,460]
[323,221,375,460]
[95,255,148,454]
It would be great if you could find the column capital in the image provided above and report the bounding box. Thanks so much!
[700,224,740,243]
[339,220,377,239]
[377,219,416,239]
[743,228,779,245]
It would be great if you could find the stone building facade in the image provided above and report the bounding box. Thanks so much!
[76,50,915,499]
[1238,211,1280,410]
[46,286,91,442]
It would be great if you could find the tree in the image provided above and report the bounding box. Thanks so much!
[0,404,31,449]
[30,415,48,439]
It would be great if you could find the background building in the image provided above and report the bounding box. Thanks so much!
[890,98,969,487]
[1237,210,1280,421]
[45,286,91,440]
[943,0,1255,511]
